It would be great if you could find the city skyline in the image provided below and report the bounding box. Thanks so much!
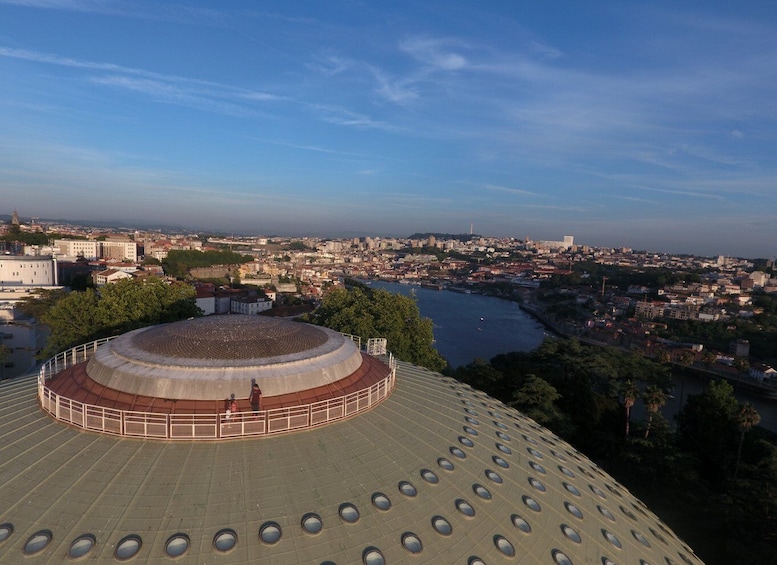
[1,1,776,258]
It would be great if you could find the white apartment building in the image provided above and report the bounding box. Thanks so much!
[54,239,137,262]
[0,255,56,286]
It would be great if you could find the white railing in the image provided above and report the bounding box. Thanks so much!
[38,336,396,441]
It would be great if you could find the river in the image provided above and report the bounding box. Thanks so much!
[365,280,777,432]
[364,280,546,368]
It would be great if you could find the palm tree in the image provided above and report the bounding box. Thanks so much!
[643,385,667,439]
[734,402,761,479]
[622,380,639,437]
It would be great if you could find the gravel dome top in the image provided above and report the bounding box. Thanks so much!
[129,315,328,361]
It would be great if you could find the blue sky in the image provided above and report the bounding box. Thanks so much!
[1,1,775,258]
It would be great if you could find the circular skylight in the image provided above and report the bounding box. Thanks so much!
[456,499,475,517]
[164,533,190,558]
[67,533,96,559]
[633,530,652,547]
[562,482,581,496]
[511,515,532,534]
[494,535,515,556]
[372,492,391,511]
[339,503,360,523]
[259,522,282,544]
[362,546,385,565]
[603,529,622,549]
[115,534,142,561]
[23,530,52,556]
[450,446,466,459]
[459,436,475,447]
[301,513,323,534]
[485,469,503,484]
[0,523,13,544]
[213,528,237,553]
[598,505,616,521]
[401,532,423,553]
[523,495,541,512]
[529,461,546,474]
[561,525,582,544]
[399,481,417,497]
[473,484,492,500]
[437,457,454,471]
[529,477,546,492]
[565,502,583,519]
[432,516,452,536]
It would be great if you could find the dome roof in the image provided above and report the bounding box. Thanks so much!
[0,359,703,564]
[84,315,364,400]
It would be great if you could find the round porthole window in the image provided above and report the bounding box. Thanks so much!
[591,485,607,499]
[459,436,475,447]
[164,533,190,558]
[259,522,282,545]
[523,434,538,445]
[564,482,581,497]
[559,465,575,478]
[451,446,467,459]
[562,524,582,544]
[438,457,454,471]
[633,530,652,547]
[432,516,452,535]
[362,546,385,565]
[0,523,13,544]
[493,455,509,468]
[551,449,567,461]
[598,505,616,521]
[212,528,237,553]
[456,498,475,517]
[399,481,417,497]
[68,533,96,559]
[485,469,503,484]
[496,443,512,454]
[529,461,546,474]
[114,534,142,561]
[496,431,510,441]
[621,505,637,520]
[473,484,492,500]
[565,502,583,519]
[553,549,574,565]
[401,532,423,553]
[469,557,486,565]
[603,529,622,549]
[528,447,543,459]
[23,529,52,556]
[421,469,439,484]
[465,416,479,426]
[464,408,478,416]
[529,477,546,492]
[494,535,515,556]
[339,503,360,523]
[511,514,532,534]
[463,426,478,436]
[523,495,541,512]
[301,513,323,534]
[495,421,508,430]
[372,492,391,511]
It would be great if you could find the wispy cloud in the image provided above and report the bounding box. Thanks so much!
[482,183,538,197]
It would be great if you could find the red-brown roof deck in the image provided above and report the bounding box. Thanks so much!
[47,352,390,415]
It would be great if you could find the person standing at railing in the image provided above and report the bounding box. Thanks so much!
[249,382,262,418]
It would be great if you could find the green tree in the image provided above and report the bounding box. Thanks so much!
[676,380,740,485]
[308,286,446,371]
[510,374,562,427]
[622,380,639,437]
[642,385,667,439]
[734,403,761,479]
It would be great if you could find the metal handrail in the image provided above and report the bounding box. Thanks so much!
[37,336,396,440]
